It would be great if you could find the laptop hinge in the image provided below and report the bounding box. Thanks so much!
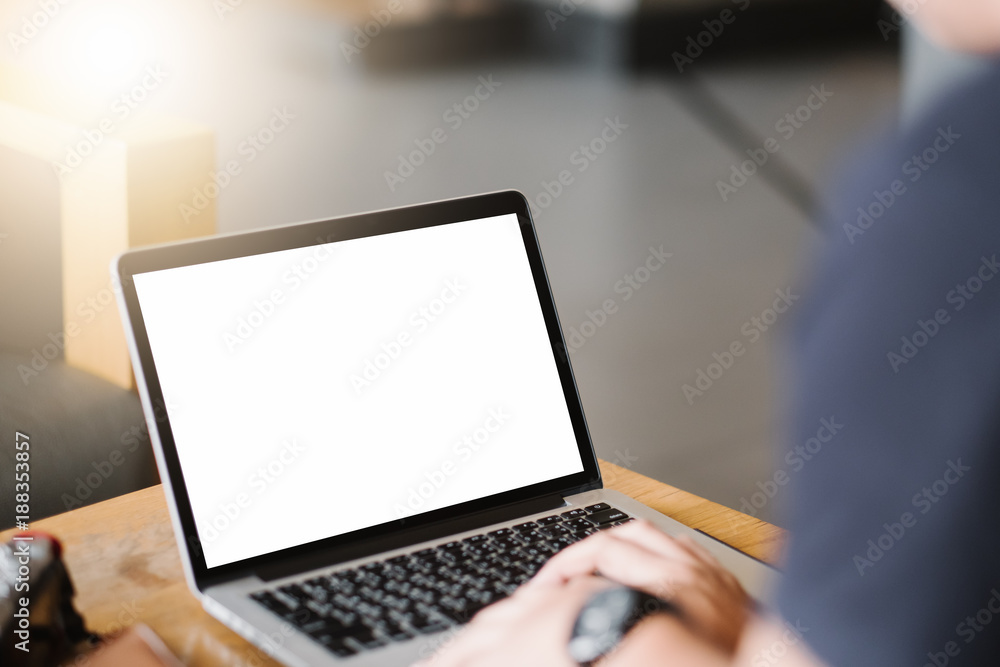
[253,493,566,583]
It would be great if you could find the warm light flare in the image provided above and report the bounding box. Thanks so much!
[62,8,155,93]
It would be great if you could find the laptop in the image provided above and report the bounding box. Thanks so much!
[114,190,777,665]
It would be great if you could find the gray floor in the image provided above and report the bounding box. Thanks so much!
[138,5,900,523]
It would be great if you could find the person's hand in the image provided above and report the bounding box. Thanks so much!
[529,519,752,653]
[413,574,613,667]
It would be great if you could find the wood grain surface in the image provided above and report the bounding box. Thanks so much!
[1,460,784,665]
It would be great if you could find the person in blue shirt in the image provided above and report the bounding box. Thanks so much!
[421,1,1000,665]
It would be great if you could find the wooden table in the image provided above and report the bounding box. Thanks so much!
[1,461,783,666]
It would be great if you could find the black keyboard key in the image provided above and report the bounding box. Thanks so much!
[514,545,542,559]
[513,522,537,532]
[251,591,285,611]
[358,572,383,588]
[306,599,332,616]
[516,560,544,576]
[539,524,570,537]
[409,559,435,574]
[493,551,520,566]
[252,591,304,623]
[536,515,562,526]
[325,575,355,595]
[345,625,386,650]
[341,569,364,584]
[300,617,332,635]
[491,537,520,552]
[490,566,517,584]
[307,617,362,638]
[314,634,359,657]
[375,618,413,642]
[384,564,409,579]
[410,614,448,634]
[273,589,303,610]
[359,586,386,604]
[516,529,546,544]
[584,502,612,513]
[463,544,491,559]
[462,573,491,589]
[563,518,592,532]
[437,549,463,565]
[488,527,514,538]
[547,537,576,552]
[280,583,312,602]
[561,509,588,519]
[587,509,629,525]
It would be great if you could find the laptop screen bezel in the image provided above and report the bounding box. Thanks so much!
[115,190,602,585]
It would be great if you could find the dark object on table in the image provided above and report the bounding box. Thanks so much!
[0,532,96,666]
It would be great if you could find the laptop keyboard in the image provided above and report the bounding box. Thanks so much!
[249,503,631,658]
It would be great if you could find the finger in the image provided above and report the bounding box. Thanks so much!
[612,524,744,594]
[536,532,702,600]
[532,521,701,589]
[673,535,748,595]
[418,577,611,666]
[673,533,725,569]
[669,583,749,651]
[611,520,711,565]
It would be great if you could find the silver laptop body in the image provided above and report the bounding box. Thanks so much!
[115,191,777,666]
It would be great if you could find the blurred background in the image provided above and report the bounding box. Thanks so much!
[2,0,987,526]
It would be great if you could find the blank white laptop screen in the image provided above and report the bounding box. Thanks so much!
[132,213,584,568]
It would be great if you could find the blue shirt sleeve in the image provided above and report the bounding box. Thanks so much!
[773,64,1000,667]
